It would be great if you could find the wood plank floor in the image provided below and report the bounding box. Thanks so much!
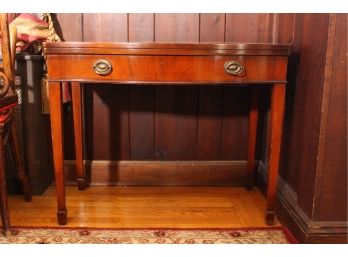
[6,186,280,228]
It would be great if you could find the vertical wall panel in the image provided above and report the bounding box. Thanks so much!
[83,13,128,41]
[155,87,198,160]
[199,14,225,42]
[55,13,83,41]
[316,14,347,221]
[85,85,130,160]
[196,87,223,160]
[278,14,295,44]
[288,14,330,217]
[155,14,199,42]
[128,13,154,42]
[225,14,272,43]
[220,87,249,160]
[129,86,154,160]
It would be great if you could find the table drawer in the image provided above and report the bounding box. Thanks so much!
[46,55,288,84]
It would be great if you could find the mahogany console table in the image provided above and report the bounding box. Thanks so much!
[43,42,290,226]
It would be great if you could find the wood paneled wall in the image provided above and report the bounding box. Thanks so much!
[272,13,347,243]
[55,14,276,161]
[316,14,347,222]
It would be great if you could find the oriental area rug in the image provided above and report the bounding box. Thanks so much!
[0,227,297,244]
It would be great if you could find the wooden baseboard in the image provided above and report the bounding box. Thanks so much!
[257,161,348,243]
[64,160,247,186]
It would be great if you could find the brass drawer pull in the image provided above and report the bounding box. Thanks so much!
[92,59,112,75]
[224,61,245,76]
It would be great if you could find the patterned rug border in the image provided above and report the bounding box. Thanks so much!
[4,226,298,244]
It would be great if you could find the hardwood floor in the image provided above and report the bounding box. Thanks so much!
[5,186,280,228]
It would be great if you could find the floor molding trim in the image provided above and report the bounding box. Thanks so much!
[64,160,247,186]
[257,161,347,243]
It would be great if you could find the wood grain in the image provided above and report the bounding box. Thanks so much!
[128,14,154,42]
[220,87,249,160]
[266,83,286,224]
[64,160,247,186]
[51,14,285,166]
[153,14,199,161]
[48,82,67,225]
[225,14,272,43]
[197,14,224,160]
[83,14,128,42]
[45,55,289,83]
[154,87,198,160]
[199,14,225,42]
[196,87,222,160]
[129,86,154,160]
[277,13,301,190]
[55,14,83,162]
[278,14,295,44]
[316,14,347,221]
[258,13,348,243]
[55,14,83,41]
[51,14,286,165]
[43,20,290,226]
[128,14,155,160]
[246,88,259,188]
[71,82,85,189]
[84,85,130,160]
[7,186,279,228]
[288,14,330,217]
[154,14,199,42]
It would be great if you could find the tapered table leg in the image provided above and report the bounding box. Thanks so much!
[246,87,259,190]
[266,83,286,225]
[71,82,85,190]
[49,82,67,225]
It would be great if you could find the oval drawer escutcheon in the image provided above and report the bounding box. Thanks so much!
[224,61,245,77]
[92,59,113,76]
